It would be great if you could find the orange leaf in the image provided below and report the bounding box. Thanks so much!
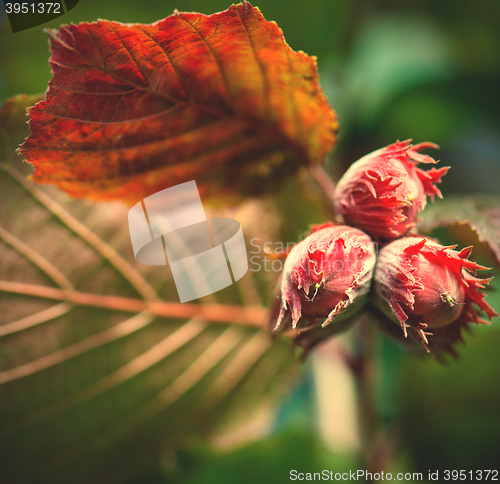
[20,2,338,205]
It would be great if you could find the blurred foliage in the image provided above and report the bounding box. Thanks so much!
[398,326,500,471]
[1,0,500,482]
[170,430,358,484]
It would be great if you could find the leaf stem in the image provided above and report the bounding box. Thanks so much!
[308,163,337,213]
[0,280,267,327]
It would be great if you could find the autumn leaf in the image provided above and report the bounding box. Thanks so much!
[19,2,338,205]
[0,95,298,483]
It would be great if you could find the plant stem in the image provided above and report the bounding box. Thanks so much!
[354,318,385,475]
[308,163,337,213]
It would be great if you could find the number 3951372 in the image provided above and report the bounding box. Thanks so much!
[5,3,61,14]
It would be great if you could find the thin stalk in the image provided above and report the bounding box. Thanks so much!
[308,163,337,213]
[354,319,385,475]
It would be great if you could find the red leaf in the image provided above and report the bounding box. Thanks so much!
[20,3,338,204]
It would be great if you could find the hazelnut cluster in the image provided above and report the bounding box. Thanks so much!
[271,140,497,355]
